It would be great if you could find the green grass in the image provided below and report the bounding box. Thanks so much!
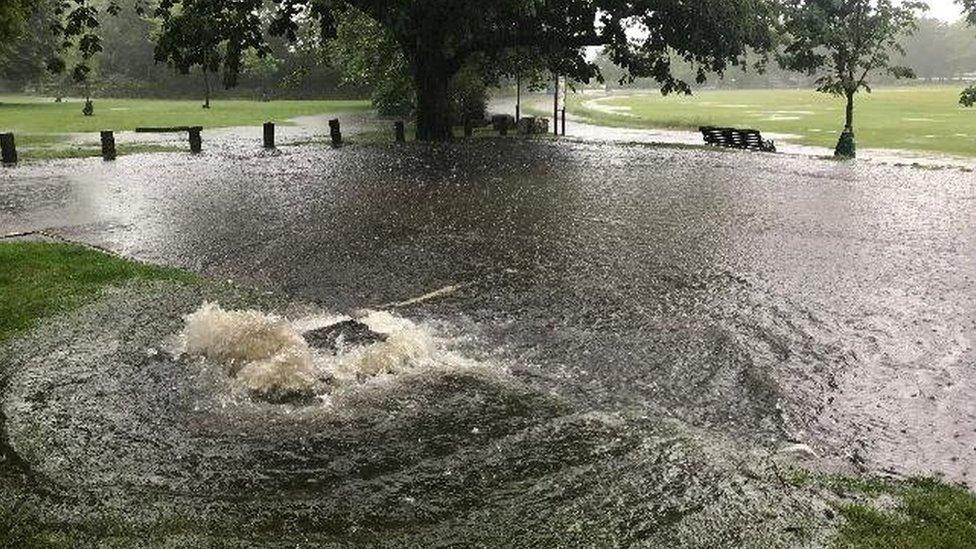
[0,241,199,547]
[0,96,370,134]
[0,95,371,160]
[23,143,183,160]
[785,473,976,548]
[832,477,976,549]
[568,86,976,157]
[0,242,196,343]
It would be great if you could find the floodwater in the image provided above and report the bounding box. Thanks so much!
[1,136,975,545]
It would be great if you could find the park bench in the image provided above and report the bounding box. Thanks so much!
[700,126,776,153]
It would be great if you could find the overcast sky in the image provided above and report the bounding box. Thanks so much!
[927,0,965,21]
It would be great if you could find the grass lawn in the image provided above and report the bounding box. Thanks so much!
[836,479,976,549]
[0,242,195,344]
[569,86,976,157]
[0,96,371,159]
[817,476,976,549]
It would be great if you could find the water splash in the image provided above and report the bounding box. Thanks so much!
[177,302,318,401]
[330,310,436,384]
[174,303,443,402]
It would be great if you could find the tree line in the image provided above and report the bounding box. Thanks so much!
[596,17,976,91]
[1,0,975,156]
[0,0,358,102]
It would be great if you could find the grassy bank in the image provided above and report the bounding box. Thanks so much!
[567,86,976,157]
[792,474,976,549]
[0,96,370,134]
[0,96,371,160]
[835,477,976,548]
[0,242,195,344]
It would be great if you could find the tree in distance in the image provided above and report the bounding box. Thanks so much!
[778,0,925,158]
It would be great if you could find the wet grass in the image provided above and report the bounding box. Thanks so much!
[0,95,371,160]
[566,86,976,157]
[0,242,196,343]
[22,142,183,161]
[787,472,976,548]
[832,478,976,549]
[0,242,192,547]
[0,96,370,134]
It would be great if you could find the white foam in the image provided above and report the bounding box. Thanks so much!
[175,303,451,401]
[178,302,318,400]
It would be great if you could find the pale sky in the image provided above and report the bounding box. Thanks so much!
[926,0,965,21]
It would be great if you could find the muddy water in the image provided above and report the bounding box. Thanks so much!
[1,283,833,546]
[1,138,975,544]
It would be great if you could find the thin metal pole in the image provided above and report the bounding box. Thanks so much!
[514,25,520,123]
[553,74,559,136]
[516,72,521,123]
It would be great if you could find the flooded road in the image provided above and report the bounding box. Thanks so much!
[1,138,975,544]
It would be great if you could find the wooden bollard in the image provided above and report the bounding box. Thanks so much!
[100,131,116,161]
[0,133,16,165]
[263,122,275,149]
[463,118,474,138]
[395,121,405,143]
[329,119,342,147]
[188,127,202,153]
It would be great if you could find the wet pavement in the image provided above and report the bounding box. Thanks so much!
[1,133,975,544]
[59,111,389,153]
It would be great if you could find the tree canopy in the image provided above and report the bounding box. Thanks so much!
[778,0,924,156]
[148,0,777,140]
[962,0,976,25]
[154,0,265,91]
[960,0,976,107]
[0,0,34,45]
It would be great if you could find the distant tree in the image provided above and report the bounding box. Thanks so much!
[963,0,976,25]
[779,0,924,158]
[242,48,281,101]
[328,7,414,116]
[153,0,265,108]
[0,0,36,48]
[961,0,976,107]
[1,0,132,112]
[900,18,960,82]
[147,0,776,141]
[0,1,60,90]
[98,0,157,84]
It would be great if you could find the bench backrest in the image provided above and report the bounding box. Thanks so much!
[700,126,773,152]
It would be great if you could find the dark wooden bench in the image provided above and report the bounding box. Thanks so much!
[135,126,202,133]
[700,126,776,153]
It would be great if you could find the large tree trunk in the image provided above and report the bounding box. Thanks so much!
[410,42,456,141]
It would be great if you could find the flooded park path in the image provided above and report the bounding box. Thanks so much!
[2,137,975,544]
[504,95,976,168]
